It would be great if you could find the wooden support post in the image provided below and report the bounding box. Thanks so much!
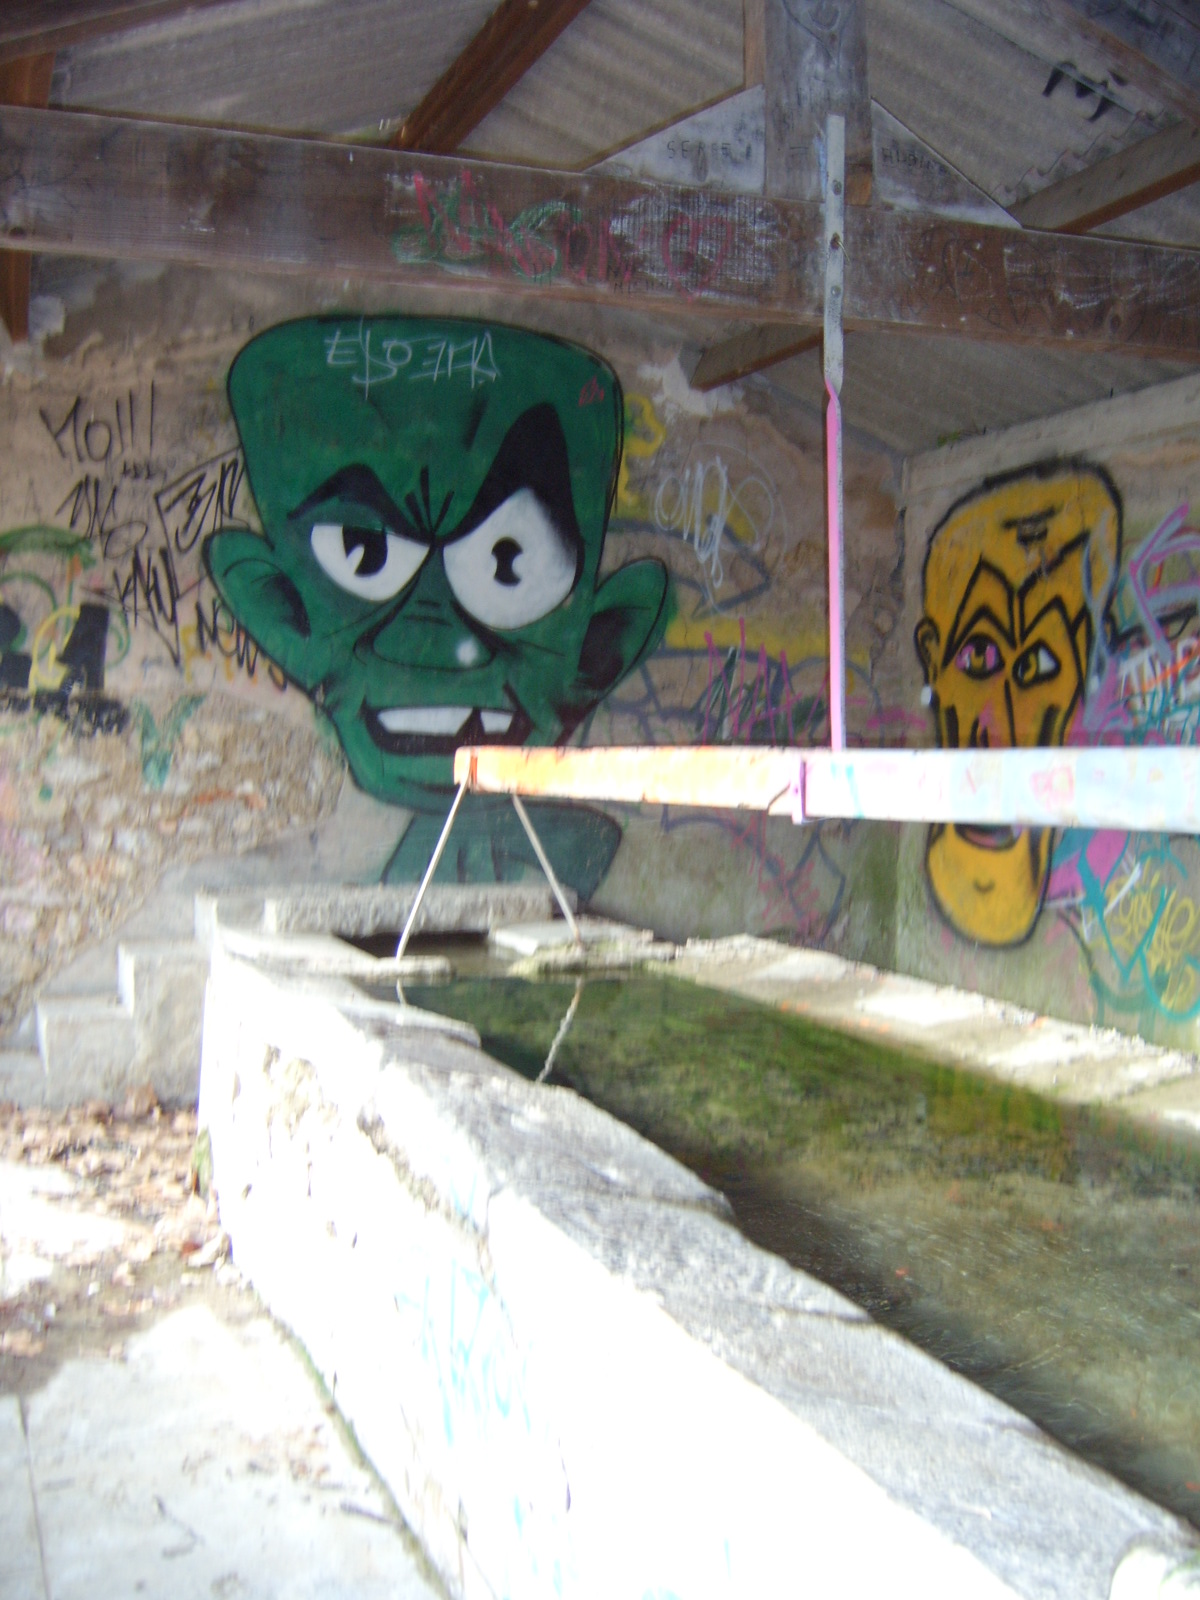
[0,52,53,343]
[744,0,765,88]
[764,0,872,206]
[694,0,870,390]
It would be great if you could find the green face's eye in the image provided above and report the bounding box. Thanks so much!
[1013,641,1060,687]
[443,489,578,629]
[311,521,428,601]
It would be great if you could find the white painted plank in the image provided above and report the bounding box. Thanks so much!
[460,743,1200,833]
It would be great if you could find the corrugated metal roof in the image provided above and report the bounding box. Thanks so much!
[34,0,1200,453]
[463,0,742,168]
[761,331,1194,456]
[51,0,497,137]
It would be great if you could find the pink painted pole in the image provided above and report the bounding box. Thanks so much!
[823,114,846,752]
[825,377,845,751]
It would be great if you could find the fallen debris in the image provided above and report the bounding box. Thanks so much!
[0,1089,237,1393]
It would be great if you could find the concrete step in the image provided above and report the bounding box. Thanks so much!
[0,1048,46,1106]
[117,939,211,1104]
[36,994,136,1107]
[40,938,120,999]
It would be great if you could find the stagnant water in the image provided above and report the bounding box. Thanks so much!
[393,960,1200,1528]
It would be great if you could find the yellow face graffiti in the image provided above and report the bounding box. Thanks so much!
[914,463,1120,945]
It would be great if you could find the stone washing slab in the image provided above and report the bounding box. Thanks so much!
[199,940,1198,1600]
[489,917,652,957]
[261,883,568,937]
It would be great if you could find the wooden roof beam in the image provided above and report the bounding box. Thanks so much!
[3,106,1200,359]
[393,0,595,154]
[0,0,238,67]
[1013,120,1200,233]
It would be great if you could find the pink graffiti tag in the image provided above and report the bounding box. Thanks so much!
[1128,503,1200,665]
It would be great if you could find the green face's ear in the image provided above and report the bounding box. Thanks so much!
[204,529,324,690]
[575,559,671,701]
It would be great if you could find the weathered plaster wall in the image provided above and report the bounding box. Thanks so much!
[0,266,904,1032]
[892,374,1200,1047]
[11,265,1199,1050]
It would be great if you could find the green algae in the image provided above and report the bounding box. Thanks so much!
[405,970,1200,1529]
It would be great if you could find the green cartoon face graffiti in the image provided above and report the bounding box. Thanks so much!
[204,317,669,812]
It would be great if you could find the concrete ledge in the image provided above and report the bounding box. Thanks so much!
[262,884,568,938]
[677,938,1200,1117]
[199,942,1198,1600]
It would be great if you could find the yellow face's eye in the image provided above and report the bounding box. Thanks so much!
[953,634,1003,679]
[1012,642,1060,687]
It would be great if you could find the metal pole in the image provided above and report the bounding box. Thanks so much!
[395,776,470,961]
[824,111,847,752]
[511,792,583,946]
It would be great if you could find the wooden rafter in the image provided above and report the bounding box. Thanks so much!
[690,326,819,391]
[2,107,1200,359]
[0,53,54,343]
[1013,121,1200,233]
[393,0,595,154]
[0,0,237,66]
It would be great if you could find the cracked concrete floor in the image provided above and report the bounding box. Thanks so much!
[0,1101,445,1600]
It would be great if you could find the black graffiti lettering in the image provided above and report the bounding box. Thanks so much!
[57,603,110,692]
[40,397,82,460]
[83,417,112,463]
[156,451,246,553]
[112,542,182,667]
[1042,61,1116,123]
[40,390,154,472]
[193,594,287,689]
[0,601,31,690]
[55,476,120,542]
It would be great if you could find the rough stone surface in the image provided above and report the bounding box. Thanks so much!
[0,698,344,1033]
[199,941,1199,1600]
[35,995,136,1107]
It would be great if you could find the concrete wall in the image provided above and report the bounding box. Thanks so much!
[0,266,903,1033]
[889,375,1200,1048]
[9,264,1200,1051]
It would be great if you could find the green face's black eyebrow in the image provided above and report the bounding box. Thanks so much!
[290,465,427,543]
